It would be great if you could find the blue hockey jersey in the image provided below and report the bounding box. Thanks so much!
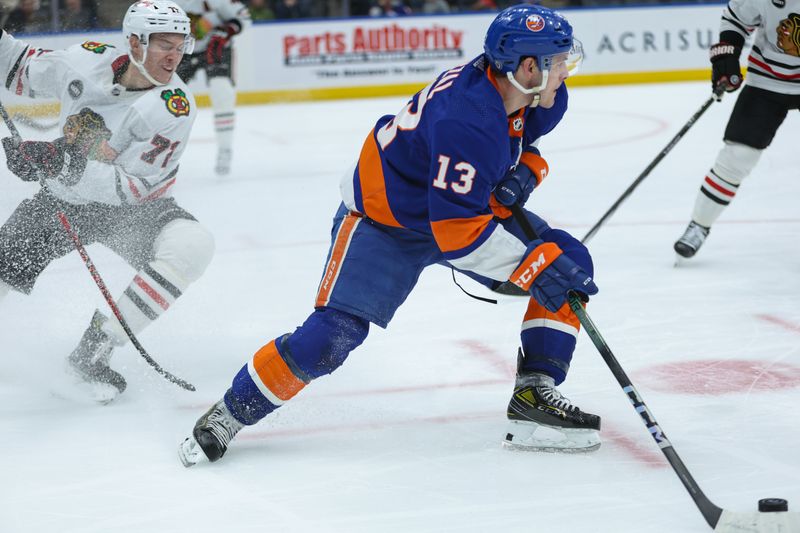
[340,54,568,282]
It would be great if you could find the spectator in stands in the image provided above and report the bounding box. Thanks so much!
[60,0,94,30]
[272,0,310,19]
[421,0,450,13]
[6,0,51,33]
[248,0,274,20]
[369,0,411,16]
[469,0,497,11]
[350,0,372,16]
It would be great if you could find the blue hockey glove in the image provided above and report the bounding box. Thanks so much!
[509,240,598,313]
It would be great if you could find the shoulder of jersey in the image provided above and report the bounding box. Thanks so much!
[69,40,119,59]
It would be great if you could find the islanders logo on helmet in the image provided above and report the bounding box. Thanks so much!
[161,88,190,117]
[526,14,545,32]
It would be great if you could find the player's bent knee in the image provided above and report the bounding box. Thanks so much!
[152,219,215,287]
[282,307,370,380]
[714,142,763,184]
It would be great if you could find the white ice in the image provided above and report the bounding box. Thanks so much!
[1,81,799,533]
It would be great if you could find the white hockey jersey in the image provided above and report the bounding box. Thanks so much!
[175,0,251,53]
[0,32,196,206]
[722,0,800,94]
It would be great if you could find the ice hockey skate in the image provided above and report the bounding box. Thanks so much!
[66,311,126,404]
[179,398,244,467]
[504,372,601,453]
[674,221,710,260]
[215,148,232,176]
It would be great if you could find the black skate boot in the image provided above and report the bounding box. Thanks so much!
[504,354,600,452]
[66,310,126,404]
[179,399,244,467]
[674,221,710,259]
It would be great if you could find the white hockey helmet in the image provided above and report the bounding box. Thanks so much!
[123,1,195,85]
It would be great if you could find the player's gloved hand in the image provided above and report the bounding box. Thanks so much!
[490,151,548,218]
[710,42,742,94]
[2,136,64,182]
[63,107,112,158]
[509,240,598,313]
[206,22,239,65]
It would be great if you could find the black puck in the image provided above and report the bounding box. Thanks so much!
[758,498,788,512]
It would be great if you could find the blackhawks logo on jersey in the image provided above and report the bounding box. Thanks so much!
[777,13,800,56]
[161,88,191,117]
[81,41,114,54]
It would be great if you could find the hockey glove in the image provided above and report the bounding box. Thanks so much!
[509,240,598,313]
[206,22,240,65]
[63,107,112,159]
[710,41,742,93]
[2,136,64,182]
[490,151,548,218]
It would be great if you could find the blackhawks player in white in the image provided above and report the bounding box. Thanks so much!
[0,0,214,402]
[674,0,800,258]
[175,0,251,175]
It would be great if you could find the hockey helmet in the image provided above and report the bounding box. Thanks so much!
[123,1,194,54]
[123,1,194,85]
[484,4,580,75]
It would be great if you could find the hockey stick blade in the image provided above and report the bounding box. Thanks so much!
[508,203,796,532]
[569,295,800,532]
[715,509,800,532]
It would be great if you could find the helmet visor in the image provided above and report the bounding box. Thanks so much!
[565,38,583,77]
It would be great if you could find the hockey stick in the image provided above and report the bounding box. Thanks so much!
[581,85,726,245]
[510,202,798,532]
[0,101,195,391]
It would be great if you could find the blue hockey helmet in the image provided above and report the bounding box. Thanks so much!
[484,5,575,74]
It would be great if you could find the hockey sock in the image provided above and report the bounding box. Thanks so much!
[209,76,235,153]
[519,298,579,385]
[100,261,187,344]
[226,336,307,425]
[691,142,762,228]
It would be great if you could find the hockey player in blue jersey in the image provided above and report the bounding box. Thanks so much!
[179,4,600,466]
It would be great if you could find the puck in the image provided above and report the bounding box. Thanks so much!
[758,498,788,512]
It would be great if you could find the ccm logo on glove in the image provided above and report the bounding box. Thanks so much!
[510,242,560,290]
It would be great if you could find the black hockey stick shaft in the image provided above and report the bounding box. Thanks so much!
[0,100,23,143]
[581,86,724,245]
[510,202,722,528]
[0,100,195,391]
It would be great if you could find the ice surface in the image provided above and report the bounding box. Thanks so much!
[1,81,798,533]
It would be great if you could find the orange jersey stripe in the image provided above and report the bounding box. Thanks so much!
[251,340,305,403]
[315,213,360,308]
[430,214,493,253]
[357,131,403,228]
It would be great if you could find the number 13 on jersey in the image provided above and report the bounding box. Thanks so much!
[432,154,476,194]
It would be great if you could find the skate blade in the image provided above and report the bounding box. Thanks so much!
[503,420,601,453]
[61,363,121,405]
[178,435,207,468]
